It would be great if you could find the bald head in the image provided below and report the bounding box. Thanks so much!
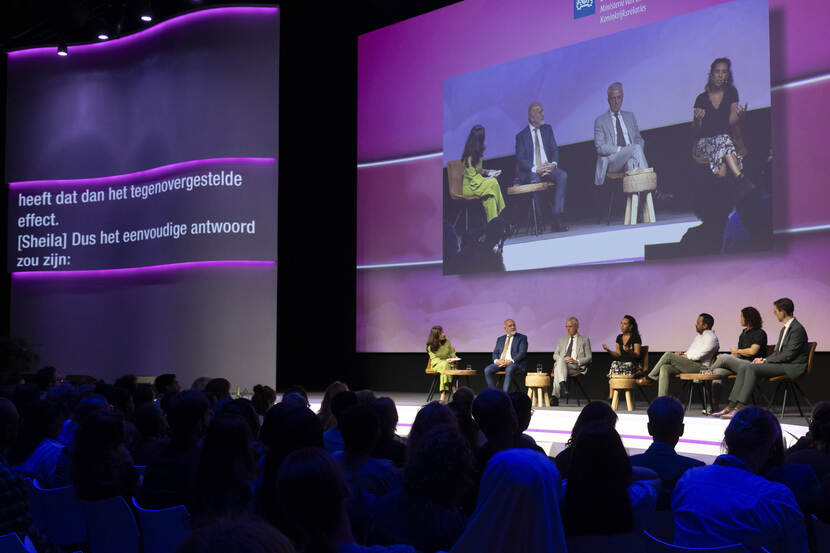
[0,398,20,448]
[504,319,517,336]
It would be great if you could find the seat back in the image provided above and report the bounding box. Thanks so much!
[80,496,140,553]
[641,346,650,373]
[446,160,465,199]
[643,530,747,552]
[132,497,190,553]
[0,533,29,553]
[27,479,86,546]
[809,514,830,553]
[804,342,818,377]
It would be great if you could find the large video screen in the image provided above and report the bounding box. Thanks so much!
[357,0,830,353]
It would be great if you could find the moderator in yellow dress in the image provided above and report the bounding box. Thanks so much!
[428,340,457,392]
[462,157,505,222]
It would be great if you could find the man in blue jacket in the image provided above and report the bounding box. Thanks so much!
[484,319,528,392]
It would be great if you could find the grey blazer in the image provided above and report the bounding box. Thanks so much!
[553,334,592,370]
[766,318,810,369]
[593,110,645,184]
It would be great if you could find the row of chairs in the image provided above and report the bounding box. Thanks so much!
[25,478,189,553]
[424,342,817,420]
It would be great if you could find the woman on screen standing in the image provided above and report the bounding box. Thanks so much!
[427,325,457,402]
[602,315,643,398]
[692,58,749,182]
[708,306,767,413]
[462,125,505,222]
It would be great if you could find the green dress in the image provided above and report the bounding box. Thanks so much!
[462,158,505,222]
[428,340,457,392]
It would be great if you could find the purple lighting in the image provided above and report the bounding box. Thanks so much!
[9,157,276,190]
[12,260,276,279]
[7,7,278,61]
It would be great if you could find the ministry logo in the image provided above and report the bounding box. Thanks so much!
[574,0,595,19]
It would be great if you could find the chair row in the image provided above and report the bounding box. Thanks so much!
[26,478,189,553]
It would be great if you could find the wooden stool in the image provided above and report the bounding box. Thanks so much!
[622,168,657,225]
[525,373,551,407]
[443,369,477,391]
[508,182,552,236]
[609,376,637,411]
[676,373,720,414]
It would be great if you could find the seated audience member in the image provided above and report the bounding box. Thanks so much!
[630,396,704,509]
[222,398,265,461]
[103,385,140,451]
[370,425,475,553]
[134,383,156,408]
[131,402,169,466]
[272,447,416,553]
[71,409,138,501]
[483,319,528,393]
[515,102,569,232]
[451,449,567,553]
[473,389,544,471]
[448,387,483,451]
[0,398,59,553]
[714,298,809,419]
[707,306,767,411]
[672,406,808,553]
[204,378,233,407]
[564,423,657,535]
[407,401,459,451]
[555,401,618,479]
[318,381,349,431]
[281,385,311,408]
[370,397,406,468]
[154,373,181,398]
[764,427,821,518]
[508,392,538,447]
[113,373,138,400]
[787,402,830,479]
[334,405,401,497]
[193,413,256,518]
[324,390,358,453]
[190,376,211,392]
[256,402,324,520]
[137,390,210,509]
[638,313,719,397]
[56,393,108,447]
[179,516,295,553]
[35,366,62,397]
[10,399,66,487]
[251,384,277,420]
[551,317,592,405]
[593,82,649,186]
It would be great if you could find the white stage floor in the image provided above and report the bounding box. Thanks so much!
[306,393,809,465]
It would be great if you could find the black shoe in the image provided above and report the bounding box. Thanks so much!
[559,382,568,396]
[549,396,559,407]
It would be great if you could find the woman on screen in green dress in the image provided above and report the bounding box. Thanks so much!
[462,124,505,222]
[427,325,457,402]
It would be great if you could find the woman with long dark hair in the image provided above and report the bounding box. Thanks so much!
[692,58,748,181]
[461,125,505,222]
[709,306,767,413]
[603,314,644,400]
[426,326,458,402]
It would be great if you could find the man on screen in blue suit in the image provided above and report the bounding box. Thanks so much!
[515,102,568,232]
[484,319,528,392]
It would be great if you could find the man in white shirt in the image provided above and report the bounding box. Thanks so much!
[551,317,592,406]
[593,82,648,187]
[637,313,719,397]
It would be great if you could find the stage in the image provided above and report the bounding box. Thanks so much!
[307,393,810,464]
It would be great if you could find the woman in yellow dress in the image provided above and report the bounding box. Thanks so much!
[427,325,457,402]
[462,125,505,222]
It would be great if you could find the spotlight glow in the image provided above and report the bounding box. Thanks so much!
[57,44,68,56]
[97,33,110,40]
[140,14,153,22]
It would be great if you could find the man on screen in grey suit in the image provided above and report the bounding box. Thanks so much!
[594,82,649,186]
[551,317,592,406]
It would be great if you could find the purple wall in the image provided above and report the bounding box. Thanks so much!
[356,0,830,352]
[6,8,280,388]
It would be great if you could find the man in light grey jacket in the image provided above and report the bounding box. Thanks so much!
[594,82,648,186]
[552,317,592,405]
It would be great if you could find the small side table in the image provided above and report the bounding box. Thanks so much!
[443,369,477,392]
[525,373,552,407]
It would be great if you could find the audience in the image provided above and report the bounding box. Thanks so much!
[324,390,358,453]
[9,399,66,487]
[131,402,169,466]
[154,373,181,397]
[179,517,295,553]
[452,449,567,553]
[509,391,540,448]
[204,378,232,407]
[630,396,704,508]
[672,406,808,553]
[252,384,277,419]
[554,400,618,479]
[563,423,657,535]
[448,387,482,451]
[472,389,544,471]
[370,397,406,467]
[787,402,830,479]
[70,408,138,501]
[318,381,349,432]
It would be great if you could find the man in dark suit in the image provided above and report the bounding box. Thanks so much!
[715,297,810,418]
[630,396,704,509]
[484,319,528,392]
[515,102,568,232]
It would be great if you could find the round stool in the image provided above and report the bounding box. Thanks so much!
[622,168,657,225]
[525,373,551,407]
[609,376,637,411]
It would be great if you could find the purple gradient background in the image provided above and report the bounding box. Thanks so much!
[356,0,830,352]
[6,8,279,387]
[442,0,770,162]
